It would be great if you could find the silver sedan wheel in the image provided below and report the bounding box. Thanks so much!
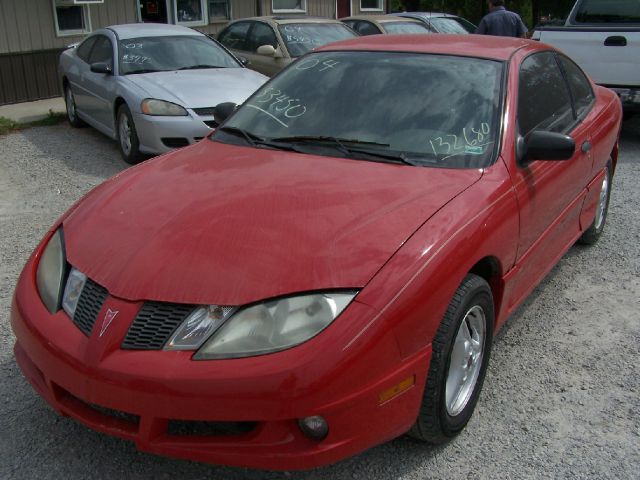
[65,88,76,121]
[594,167,610,231]
[118,112,132,157]
[445,305,486,416]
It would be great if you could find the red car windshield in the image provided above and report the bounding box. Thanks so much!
[215,51,504,169]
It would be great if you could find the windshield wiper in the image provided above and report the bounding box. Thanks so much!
[178,65,224,70]
[123,69,165,75]
[217,126,300,152]
[268,136,420,166]
[217,126,263,147]
[271,136,388,148]
[345,148,421,166]
[217,130,420,163]
[269,135,353,155]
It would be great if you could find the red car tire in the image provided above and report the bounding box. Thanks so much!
[409,274,494,443]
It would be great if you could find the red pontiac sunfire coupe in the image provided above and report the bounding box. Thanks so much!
[12,35,621,470]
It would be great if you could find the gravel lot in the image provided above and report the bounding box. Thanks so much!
[1,120,639,479]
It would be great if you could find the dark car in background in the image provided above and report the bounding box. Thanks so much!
[342,15,431,35]
[392,12,476,33]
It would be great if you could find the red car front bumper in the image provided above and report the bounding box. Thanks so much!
[11,259,430,470]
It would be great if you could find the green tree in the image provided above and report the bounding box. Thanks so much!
[387,1,577,28]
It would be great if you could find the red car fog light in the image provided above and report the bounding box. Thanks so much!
[298,415,329,441]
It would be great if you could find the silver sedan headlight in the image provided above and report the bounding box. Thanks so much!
[166,292,357,359]
[36,228,66,313]
[140,98,188,116]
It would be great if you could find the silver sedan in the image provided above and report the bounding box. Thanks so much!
[59,23,268,163]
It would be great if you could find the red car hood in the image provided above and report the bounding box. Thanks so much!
[64,141,482,305]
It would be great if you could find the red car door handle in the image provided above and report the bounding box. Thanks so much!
[582,141,592,153]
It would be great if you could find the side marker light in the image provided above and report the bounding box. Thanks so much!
[378,375,416,405]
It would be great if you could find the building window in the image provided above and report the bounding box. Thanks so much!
[208,0,230,21]
[175,0,208,26]
[272,0,306,13]
[52,0,91,37]
[138,0,170,23]
[360,0,383,11]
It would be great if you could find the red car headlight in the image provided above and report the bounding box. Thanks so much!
[181,291,358,360]
[36,228,67,313]
[165,305,235,351]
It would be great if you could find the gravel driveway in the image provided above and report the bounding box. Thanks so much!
[1,120,639,479]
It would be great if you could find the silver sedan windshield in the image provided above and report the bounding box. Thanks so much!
[119,36,240,74]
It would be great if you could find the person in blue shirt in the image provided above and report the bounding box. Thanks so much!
[476,0,528,38]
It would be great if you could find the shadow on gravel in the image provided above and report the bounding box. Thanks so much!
[16,125,127,179]
[492,240,589,346]
[619,116,640,162]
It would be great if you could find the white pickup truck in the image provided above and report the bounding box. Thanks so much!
[532,0,640,112]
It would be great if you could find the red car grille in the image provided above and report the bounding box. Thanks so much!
[121,302,195,350]
[69,279,222,351]
[52,383,255,438]
[72,278,108,336]
[53,382,140,435]
[167,420,257,437]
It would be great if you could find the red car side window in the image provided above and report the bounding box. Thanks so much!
[518,52,574,136]
[558,55,596,120]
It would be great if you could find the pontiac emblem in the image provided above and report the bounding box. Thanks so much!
[99,308,119,337]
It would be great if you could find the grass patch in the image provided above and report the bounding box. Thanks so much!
[0,116,19,135]
[0,109,66,135]
[30,110,66,127]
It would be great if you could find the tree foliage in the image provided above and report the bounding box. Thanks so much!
[388,0,577,28]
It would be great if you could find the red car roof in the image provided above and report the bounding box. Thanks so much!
[316,34,541,61]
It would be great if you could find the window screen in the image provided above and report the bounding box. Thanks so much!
[176,0,204,23]
[273,0,305,11]
[55,5,86,33]
[361,0,383,9]
[209,0,230,20]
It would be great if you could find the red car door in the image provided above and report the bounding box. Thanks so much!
[502,50,593,312]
